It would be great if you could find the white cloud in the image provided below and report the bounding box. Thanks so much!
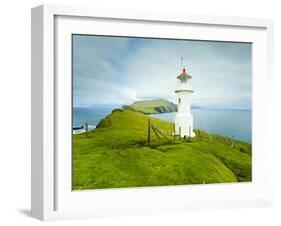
[73,36,251,109]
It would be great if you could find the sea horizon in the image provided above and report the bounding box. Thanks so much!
[73,105,252,111]
[73,105,252,143]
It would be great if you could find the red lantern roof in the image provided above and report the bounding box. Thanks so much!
[177,68,192,79]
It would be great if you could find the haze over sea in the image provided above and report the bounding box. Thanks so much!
[73,106,251,143]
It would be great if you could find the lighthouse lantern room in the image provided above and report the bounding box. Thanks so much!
[175,67,195,137]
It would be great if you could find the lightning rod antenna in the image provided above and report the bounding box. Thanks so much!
[181,57,183,69]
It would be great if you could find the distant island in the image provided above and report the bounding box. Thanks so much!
[123,99,177,114]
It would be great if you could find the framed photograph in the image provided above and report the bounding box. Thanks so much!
[31,4,274,221]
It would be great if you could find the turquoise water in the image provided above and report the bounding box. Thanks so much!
[73,107,251,143]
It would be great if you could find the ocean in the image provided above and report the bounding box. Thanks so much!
[73,107,251,143]
[73,106,119,134]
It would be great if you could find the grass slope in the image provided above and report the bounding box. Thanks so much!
[126,99,177,114]
[73,109,252,190]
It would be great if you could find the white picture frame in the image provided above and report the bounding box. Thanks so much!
[31,4,274,221]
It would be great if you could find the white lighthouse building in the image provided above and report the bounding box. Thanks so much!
[175,68,195,137]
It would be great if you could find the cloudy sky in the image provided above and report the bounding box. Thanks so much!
[73,35,252,109]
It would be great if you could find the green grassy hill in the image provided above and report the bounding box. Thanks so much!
[73,108,252,190]
[125,99,177,114]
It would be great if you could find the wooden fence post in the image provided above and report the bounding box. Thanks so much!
[85,122,89,138]
[147,118,151,146]
[231,136,235,148]
[197,129,201,141]
[179,127,181,140]
[173,124,176,140]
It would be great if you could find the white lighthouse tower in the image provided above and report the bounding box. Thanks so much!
[175,67,195,137]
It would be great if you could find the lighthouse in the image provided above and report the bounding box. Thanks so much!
[175,67,195,137]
